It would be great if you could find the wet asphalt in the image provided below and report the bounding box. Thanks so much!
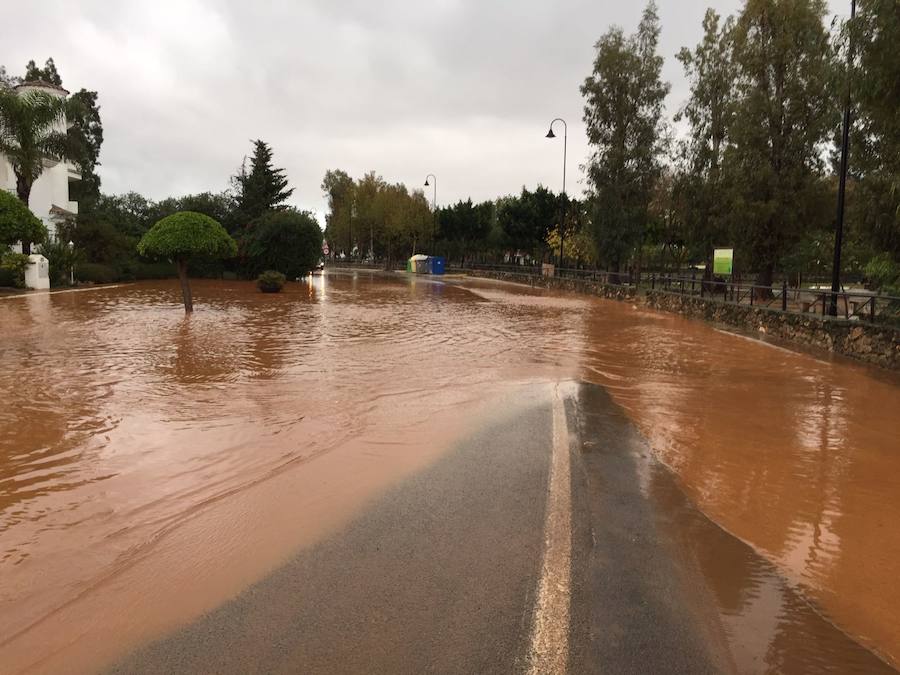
[110,383,733,674]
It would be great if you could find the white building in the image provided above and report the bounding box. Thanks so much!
[0,80,80,244]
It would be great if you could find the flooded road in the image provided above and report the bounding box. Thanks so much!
[1,273,899,673]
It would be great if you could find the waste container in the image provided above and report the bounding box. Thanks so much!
[408,254,429,274]
[430,257,446,275]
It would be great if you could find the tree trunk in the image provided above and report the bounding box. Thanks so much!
[176,259,193,313]
[756,264,774,300]
[16,173,33,255]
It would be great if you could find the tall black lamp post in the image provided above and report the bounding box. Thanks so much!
[424,174,437,251]
[829,0,857,317]
[546,118,567,269]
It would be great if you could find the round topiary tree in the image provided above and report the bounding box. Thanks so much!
[0,189,47,249]
[137,211,237,312]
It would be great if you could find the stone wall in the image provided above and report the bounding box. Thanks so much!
[466,270,900,371]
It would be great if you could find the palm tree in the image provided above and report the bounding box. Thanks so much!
[0,86,68,253]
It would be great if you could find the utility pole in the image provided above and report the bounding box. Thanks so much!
[829,0,857,317]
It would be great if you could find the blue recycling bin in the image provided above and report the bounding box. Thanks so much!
[430,256,446,275]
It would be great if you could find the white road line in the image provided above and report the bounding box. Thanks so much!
[527,383,573,674]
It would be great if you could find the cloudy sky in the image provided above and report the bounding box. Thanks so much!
[5,0,845,223]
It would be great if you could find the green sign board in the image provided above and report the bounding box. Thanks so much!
[713,248,734,276]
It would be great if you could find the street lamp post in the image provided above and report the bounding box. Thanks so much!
[68,240,75,286]
[424,174,437,251]
[545,118,567,270]
[829,0,857,317]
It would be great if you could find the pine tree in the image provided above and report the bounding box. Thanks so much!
[234,140,294,224]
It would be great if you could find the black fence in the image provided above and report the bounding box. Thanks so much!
[454,263,900,327]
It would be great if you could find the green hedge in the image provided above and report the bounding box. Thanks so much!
[76,262,118,284]
[126,260,176,280]
[0,267,17,287]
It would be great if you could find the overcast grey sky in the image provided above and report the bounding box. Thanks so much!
[4,0,845,223]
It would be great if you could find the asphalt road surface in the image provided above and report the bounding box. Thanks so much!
[109,381,729,674]
[107,382,887,674]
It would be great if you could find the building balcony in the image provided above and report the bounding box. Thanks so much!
[66,162,82,182]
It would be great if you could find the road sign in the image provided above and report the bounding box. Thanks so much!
[713,248,734,276]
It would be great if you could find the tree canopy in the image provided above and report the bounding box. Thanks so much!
[137,211,237,261]
[581,1,669,271]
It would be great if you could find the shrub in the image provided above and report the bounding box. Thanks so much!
[257,270,286,293]
[0,252,31,287]
[241,209,322,279]
[0,190,47,248]
[0,267,16,287]
[76,262,118,284]
[865,253,900,296]
[39,240,83,287]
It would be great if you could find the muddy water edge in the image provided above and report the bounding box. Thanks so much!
[1,273,899,672]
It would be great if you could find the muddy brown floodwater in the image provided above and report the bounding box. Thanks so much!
[1,274,899,673]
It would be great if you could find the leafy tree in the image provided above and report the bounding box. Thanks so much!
[675,9,737,277]
[847,0,900,261]
[438,199,494,264]
[137,211,237,312]
[321,168,356,256]
[725,0,834,286]
[0,189,47,248]
[232,140,294,225]
[353,171,388,258]
[81,191,154,238]
[66,89,103,205]
[581,1,670,275]
[240,209,322,279]
[152,191,236,226]
[548,198,589,266]
[24,58,63,86]
[498,186,559,258]
[71,217,136,266]
[0,87,68,253]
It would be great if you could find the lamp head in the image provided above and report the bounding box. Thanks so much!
[546,128,556,139]
[424,179,430,186]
